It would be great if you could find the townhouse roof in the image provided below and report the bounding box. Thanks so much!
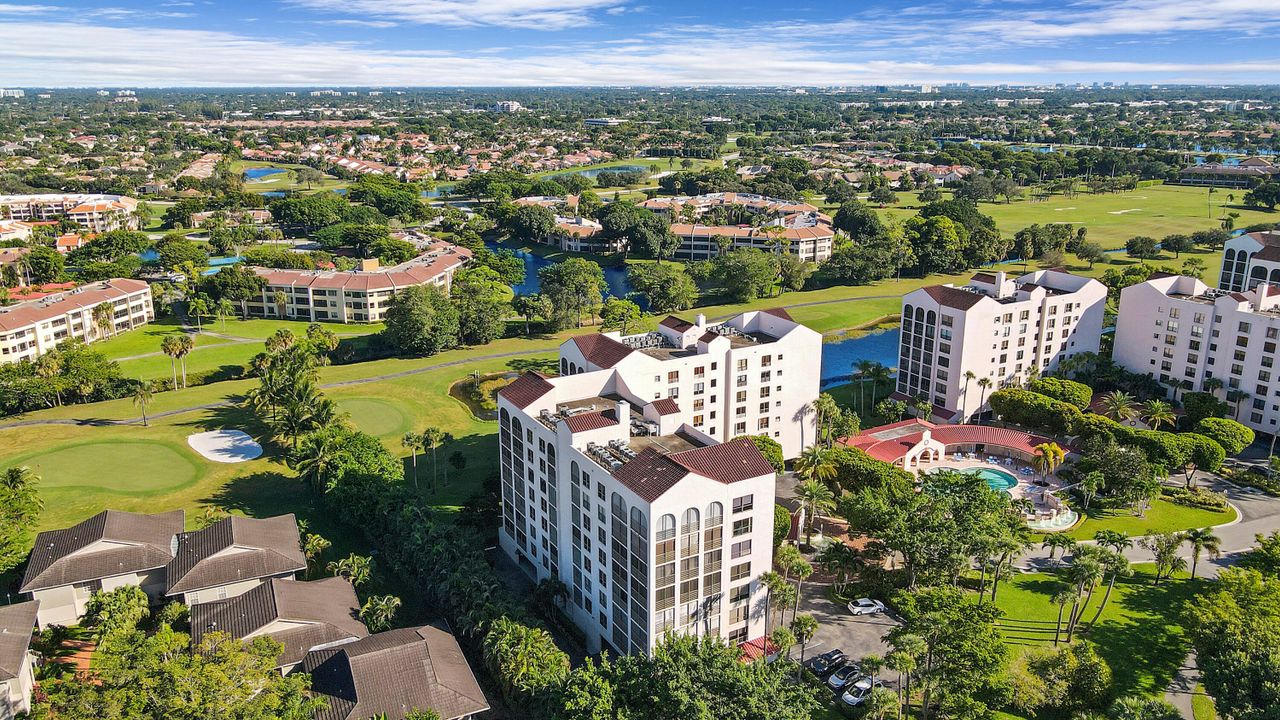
[190,578,367,668]
[650,398,680,415]
[497,372,555,409]
[165,514,305,595]
[250,245,470,294]
[305,625,489,720]
[761,307,794,321]
[21,510,184,593]
[611,447,691,502]
[569,333,634,368]
[920,284,986,311]
[0,278,150,333]
[0,601,39,681]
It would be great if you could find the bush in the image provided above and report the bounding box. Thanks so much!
[1028,376,1093,410]
[1161,486,1228,511]
[472,376,515,412]
[737,434,784,473]
[1194,417,1255,456]
[775,504,792,546]
[988,388,1082,436]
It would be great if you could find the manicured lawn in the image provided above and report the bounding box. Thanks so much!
[94,317,234,361]
[198,317,384,340]
[1192,684,1218,720]
[232,159,348,194]
[874,184,1278,250]
[335,396,412,438]
[116,340,261,383]
[994,564,1203,698]
[1062,498,1236,540]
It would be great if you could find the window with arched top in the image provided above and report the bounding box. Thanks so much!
[560,357,568,375]
[630,507,647,534]
[612,492,627,518]
[499,408,510,428]
[1271,269,1280,284]
[681,507,700,533]
[706,502,723,526]
[657,514,677,541]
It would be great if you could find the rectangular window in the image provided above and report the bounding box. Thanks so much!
[668,371,679,383]
[730,562,750,581]
[737,359,748,371]
[732,495,753,513]
[732,518,753,537]
[731,540,752,559]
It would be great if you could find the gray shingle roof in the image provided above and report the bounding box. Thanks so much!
[20,510,184,593]
[165,515,305,595]
[190,578,368,668]
[0,601,38,681]
[305,625,490,720]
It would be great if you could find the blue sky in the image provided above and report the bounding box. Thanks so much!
[1,0,1278,87]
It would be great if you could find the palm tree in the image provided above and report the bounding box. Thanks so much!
[328,553,373,587]
[1031,442,1066,481]
[176,334,194,388]
[887,634,925,718]
[1094,529,1134,555]
[1202,376,1225,400]
[1183,527,1221,579]
[402,431,422,489]
[161,334,182,390]
[291,426,343,492]
[852,359,875,412]
[885,648,914,719]
[1143,399,1176,431]
[962,370,976,421]
[816,541,862,595]
[35,352,62,406]
[989,525,1032,602]
[759,570,786,636]
[301,532,332,579]
[1041,533,1077,564]
[1051,586,1074,645]
[187,296,209,333]
[793,479,836,546]
[790,559,814,625]
[359,594,402,632]
[863,687,898,720]
[132,381,153,426]
[795,446,836,485]
[420,427,446,492]
[272,290,289,319]
[976,377,992,418]
[92,301,115,340]
[1087,550,1132,629]
[790,614,818,679]
[1227,389,1250,422]
[1099,390,1139,423]
[1065,554,1102,642]
[215,298,235,332]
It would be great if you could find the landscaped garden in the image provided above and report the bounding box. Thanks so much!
[1062,498,1235,541]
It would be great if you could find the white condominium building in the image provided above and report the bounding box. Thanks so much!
[1218,230,1280,292]
[497,378,776,656]
[558,309,822,458]
[245,242,471,324]
[0,279,154,363]
[0,194,139,233]
[1114,274,1280,434]
[898,270,1107,422]
[641,193,836,262]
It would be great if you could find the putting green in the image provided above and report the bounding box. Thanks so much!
[13,441,201,494]
[338,397,410,438]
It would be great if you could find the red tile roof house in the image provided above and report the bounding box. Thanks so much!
[840,418,1069,470]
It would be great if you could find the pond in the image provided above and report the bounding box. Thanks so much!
[260,188,347,198]
[819,328,900,389]
[243,167,288,180]
[550,164,650,180]
[484,240,634,299]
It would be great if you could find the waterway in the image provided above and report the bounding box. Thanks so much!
[548,164,650,180]
[243,167,288,180]
[819,328,899,389]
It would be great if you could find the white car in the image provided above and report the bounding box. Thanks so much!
[847,598,886,616]
[841,678,884,707]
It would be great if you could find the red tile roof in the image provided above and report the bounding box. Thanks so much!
[564,409,619,433]
[570,333,634,368]
[650,398,680,415]
[612,447,690,502]
[498,372,554,410]
[739,636,779,663]
[659,315,695,331]
[922,285,985,310]
[840,419,1066,464]
[761,307,794,321]
[668,437,776,484]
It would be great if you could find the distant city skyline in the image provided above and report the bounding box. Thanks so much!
[0,0,1278,87]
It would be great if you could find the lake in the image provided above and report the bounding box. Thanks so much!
[819,328,900,388]
[550,164,650,180]
[484,240,634,299]
[244,167,287,180]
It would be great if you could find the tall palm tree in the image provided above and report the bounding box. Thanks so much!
[790,559,814,625]
[976,377,993,418]
[962,370,976,421]
[794,479,836,546]
[420,427,446,492]
[215,298,235,332]
[402,431,422,489]
[1087,550,1132,629]
[273,290,289,319]
[1065,554,1102,642]
[92,301,115,340]
[176,334,194,388]
[790,614,818,680]
[132,381,153,427]
[359,594,402,632]
[759,570,785,636]
[1143,399,1176,431]
[291,427,343,492]
[161,334,182,390]
[852,359,875,412]
[1183,527,1221,579]
[1051,586,1074,645]
[35,352,62,406]
[1202,376,1224,400]
[1099,390,1139,423]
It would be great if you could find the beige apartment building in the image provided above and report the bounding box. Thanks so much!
[0,278,154,364]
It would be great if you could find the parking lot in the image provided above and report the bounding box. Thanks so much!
[787,580,901,710]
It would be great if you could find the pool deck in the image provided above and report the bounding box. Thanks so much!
[920,457,1074,528]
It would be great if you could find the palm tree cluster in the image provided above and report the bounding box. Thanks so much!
[851,360,892,414]
[160,333,195,389]
[245,327,341,449]
[1047,532,1133,644]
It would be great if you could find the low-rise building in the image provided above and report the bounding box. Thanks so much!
[897,270,1108,422]
[0,278,154,364]
[20,510,184,629]
[245,242,471,324]
[165,514,307,606]
[1114,273,1280,434]
[190,577,368,672]
[0,601,38,720]
[0,194,139,232]
[304,625,490,720]
[641,193,835,261]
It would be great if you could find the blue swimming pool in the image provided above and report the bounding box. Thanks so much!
[942,466,1019,493]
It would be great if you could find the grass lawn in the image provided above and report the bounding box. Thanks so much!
[94,317,233,361]
[1192,684,1218,720]
[194,317,384,340]
[231,159,348,194]
[1061,498,1236,541]
[994,564,1203,698]
[116,341,262,383]
[873,184,1278,250]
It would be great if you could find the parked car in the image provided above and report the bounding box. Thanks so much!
[827,664,862,691]
[840,678,885,707]
[809,649,847,676]
[847,598,887,615]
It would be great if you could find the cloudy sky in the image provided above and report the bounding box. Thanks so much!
[1,0,1278,87]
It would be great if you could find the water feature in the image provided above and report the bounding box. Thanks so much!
[945,466,1019,494]
[483,240,634,299]
[550,164,649,180]
[244,166,287,180]
[819,328,899,388]
[422,183,455,199]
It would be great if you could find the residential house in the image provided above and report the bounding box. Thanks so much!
[0,601,38,720]
[165,514,307,605]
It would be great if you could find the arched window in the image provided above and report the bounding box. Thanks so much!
[570,461,580,485]
[657,514,676,541]
[1271,269,1280,284]
[706,502,723,526]
[560,357,568,375]
[499,408,510,428]
[681,507,700,533]
[612,492,627,517]
[630,507,648,535]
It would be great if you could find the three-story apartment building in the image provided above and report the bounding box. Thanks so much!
[0,278,154,364]
[897,270,1107,422]
[0,194,139,233]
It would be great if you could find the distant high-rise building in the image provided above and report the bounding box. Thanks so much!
[491,100,525,113]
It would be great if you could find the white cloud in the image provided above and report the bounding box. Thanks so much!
[326,19,397,28]
[0,3,61,13]
[284,0,628,30]
[0,21,1275,87]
